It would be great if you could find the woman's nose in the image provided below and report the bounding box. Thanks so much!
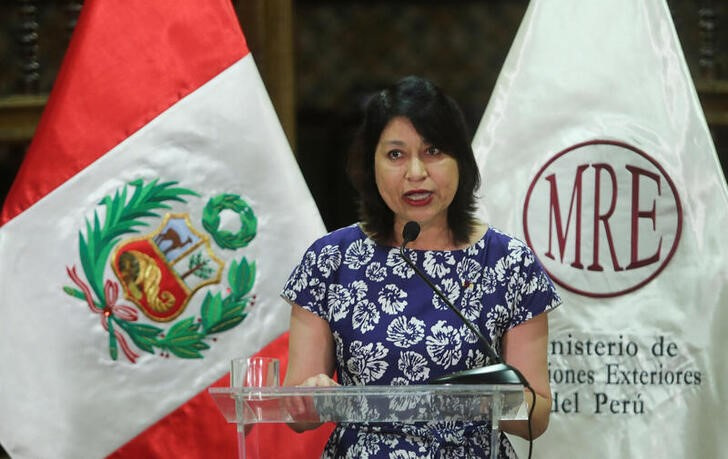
[405,156,427,180]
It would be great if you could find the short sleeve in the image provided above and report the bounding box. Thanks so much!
[281,239,343,321]
[504,239,562,329]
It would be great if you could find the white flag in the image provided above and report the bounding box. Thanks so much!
[472,1,728,458]
[0,1,325,457]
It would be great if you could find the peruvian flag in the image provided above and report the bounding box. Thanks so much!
[0,1,331,457]
[473,0,728,457]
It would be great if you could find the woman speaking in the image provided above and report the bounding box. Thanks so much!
[282,76,561,458]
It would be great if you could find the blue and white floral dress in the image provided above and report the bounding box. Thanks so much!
[282,224,561,458]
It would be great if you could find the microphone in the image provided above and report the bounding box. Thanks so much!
[399,221,526,385]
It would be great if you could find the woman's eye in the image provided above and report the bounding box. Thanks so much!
[388,150,403,159]
[426,146,441,156]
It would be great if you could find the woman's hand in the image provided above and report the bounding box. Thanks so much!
[284,373,339,432]
[299,373,339,388]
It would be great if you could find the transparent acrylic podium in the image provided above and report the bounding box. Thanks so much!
[209,384,526,459]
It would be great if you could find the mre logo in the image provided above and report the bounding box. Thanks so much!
[523,140,682,298]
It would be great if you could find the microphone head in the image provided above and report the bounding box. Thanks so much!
[402,221,421,244]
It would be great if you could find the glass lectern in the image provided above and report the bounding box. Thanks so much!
[210,384,526,459]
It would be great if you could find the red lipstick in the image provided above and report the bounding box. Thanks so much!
[403,190,433,206]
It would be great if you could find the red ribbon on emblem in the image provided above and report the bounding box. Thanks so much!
[67,266,140,363]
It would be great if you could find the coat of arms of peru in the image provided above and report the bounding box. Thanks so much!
[63,179,258,363]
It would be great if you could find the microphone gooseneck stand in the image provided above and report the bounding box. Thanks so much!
[398,221,537,458]
[398,221,525,385]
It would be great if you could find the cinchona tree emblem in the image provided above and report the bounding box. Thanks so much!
[64,179,258,363]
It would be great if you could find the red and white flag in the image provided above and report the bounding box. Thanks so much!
[0,1,330,457]
[473,0,727,457]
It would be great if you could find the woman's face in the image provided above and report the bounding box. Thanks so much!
[374,116,459,233]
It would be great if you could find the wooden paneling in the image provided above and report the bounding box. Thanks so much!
[0,95,46,144]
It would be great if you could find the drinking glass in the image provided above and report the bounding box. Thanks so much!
[230,356,280,459]
[230,356,280,388]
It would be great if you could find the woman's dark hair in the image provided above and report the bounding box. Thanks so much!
[347,76,481,245]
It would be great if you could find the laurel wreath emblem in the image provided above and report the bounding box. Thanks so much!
[63,179,257,363]
[202,193,257,249]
